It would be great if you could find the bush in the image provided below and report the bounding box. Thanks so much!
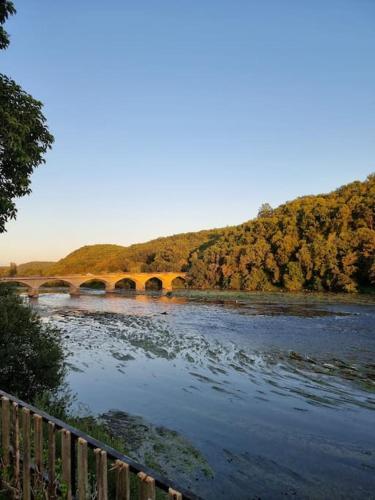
[0,285,64,402]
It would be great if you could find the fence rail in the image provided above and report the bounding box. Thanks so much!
[0,389,200,499]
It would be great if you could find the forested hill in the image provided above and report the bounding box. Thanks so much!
[49,230,222,275]
[3,175,374,292]
[188,174,375,292]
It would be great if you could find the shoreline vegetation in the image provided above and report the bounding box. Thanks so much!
[2,174,374,294]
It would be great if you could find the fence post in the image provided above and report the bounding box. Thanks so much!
[77,438,88,500]
[168,488,183,500]
[33,413,43,493]
[138,472,156,500]
[95,449,108,500]
[12,402,20,493]
[1,397,10,469]
[22,408,31,500]
[48,421,56,499]
[115,460,129,500]
[62,429,72,499]
[71,435,77,495]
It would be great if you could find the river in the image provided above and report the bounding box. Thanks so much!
[33,290,375,499]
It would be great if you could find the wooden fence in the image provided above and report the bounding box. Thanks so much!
[0,389,199,500]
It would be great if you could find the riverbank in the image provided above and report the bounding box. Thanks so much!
[169,287,375,305]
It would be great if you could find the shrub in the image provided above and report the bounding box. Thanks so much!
[0,286,64,401]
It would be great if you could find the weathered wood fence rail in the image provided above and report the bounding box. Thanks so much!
[0,389,199,500]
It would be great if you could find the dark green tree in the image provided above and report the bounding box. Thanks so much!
[0,286,64,401]
[0,1,54,233]
[0,1,15,49]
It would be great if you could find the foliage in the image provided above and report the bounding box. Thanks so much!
[0,3,54,233]
[188,175,375,293]
[17,261,55,276]
[49,230,222,275]
[0,0,15,50]
[0,285,64,401]
[0,76,54,232]
[258,202,273,218]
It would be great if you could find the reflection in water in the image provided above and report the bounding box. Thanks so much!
[34,291,375,499]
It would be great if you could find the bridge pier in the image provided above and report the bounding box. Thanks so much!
[162,280,173,292]
[105,283,116,293]
[69,285,80,297]
[27,288,39,298]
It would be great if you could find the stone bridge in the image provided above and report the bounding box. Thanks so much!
[0,272,187,297]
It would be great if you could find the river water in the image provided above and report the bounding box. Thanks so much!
[33,290,375,499]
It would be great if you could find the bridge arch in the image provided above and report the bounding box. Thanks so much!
[39,279,73,290]
[114,278,137,291]
[0,279,39,297]
[0,279,32,290]
[171,276,186,289]
[79,278,109,292]
[145,277,163,291]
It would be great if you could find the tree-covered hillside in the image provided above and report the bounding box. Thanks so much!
[49,230,221,275]
[188,175,375,292]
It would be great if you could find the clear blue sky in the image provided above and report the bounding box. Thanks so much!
[0,0,374,265]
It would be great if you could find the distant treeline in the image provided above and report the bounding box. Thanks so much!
[3,175,374,293]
